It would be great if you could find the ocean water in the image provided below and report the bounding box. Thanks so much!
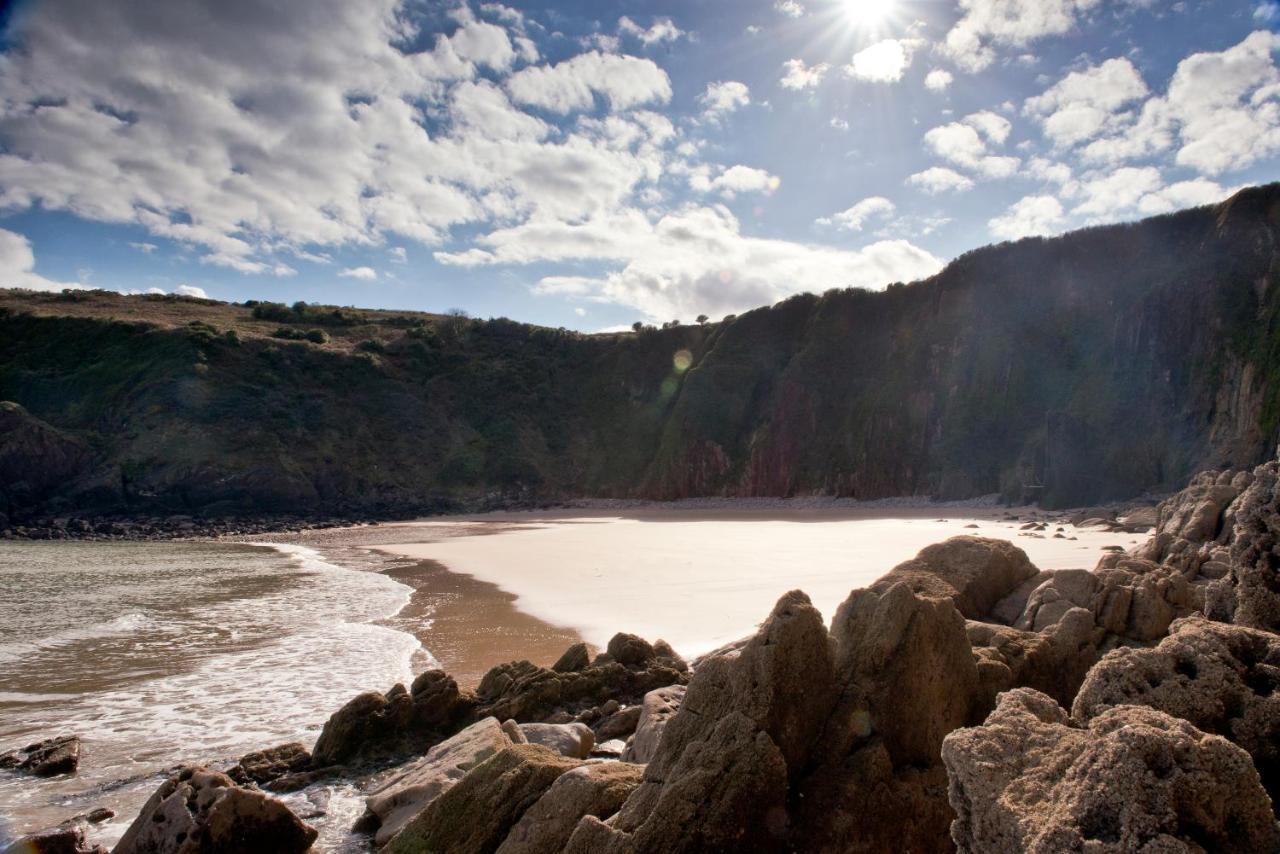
[0,540,424,851]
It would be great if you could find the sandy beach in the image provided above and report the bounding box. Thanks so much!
[293,503,1149,664]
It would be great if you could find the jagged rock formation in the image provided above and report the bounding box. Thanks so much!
[0,734,81,777]
[496,763,644,854]
[942,688,1280,853]
[111,766,317,854]
[6,185,1280,525]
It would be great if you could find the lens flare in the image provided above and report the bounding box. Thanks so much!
[673,349,693,373]
[842,0,896,26]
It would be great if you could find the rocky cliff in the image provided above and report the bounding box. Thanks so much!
[5,184,1280,522]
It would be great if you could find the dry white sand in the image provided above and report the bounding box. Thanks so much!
[374,509,1142,658]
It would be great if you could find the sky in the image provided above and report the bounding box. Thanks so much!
[0,0,1277,330]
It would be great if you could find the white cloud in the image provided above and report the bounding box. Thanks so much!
[173,284,209,298]
[989,195,1066,240]
[816,196,896,231]
[339,266,378,280]
[506,51,672,113]
[781,59,830,90]
[709,165,779,198]
[923,114,1020,178]
[942,0,1105,73]
[1135,178,1231,215]
[775,0,805,18]
[830,117,850,131]
[618,16,685,46]
[1025,58,1149,147]
[906,167,975,194]
[699,80,751,119]
[846,40,916,83]
[1072,166,1163,219]
[389,246,407,263]
[0,228,73,291]
[573,306,587,316]
[1078,32,1280,176]
[129,241,158,254]
[925,69,954,92]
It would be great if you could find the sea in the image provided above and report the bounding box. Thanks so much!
[0,540,427,851]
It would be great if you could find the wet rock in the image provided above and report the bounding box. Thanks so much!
[1073,616,1280,808]
[869,536,1040,620]
[496,763,644,854]
[383,744,580,854]
[1,820,105,854]
[518,723,595,760]
[111,766,317,854]
[2,735,81,777]
[311,670,476,767]
[606,634,655,668]
[623,685,685,765]
[225,742,310,787]
[942,688,1280,853]
[364,717,513,847]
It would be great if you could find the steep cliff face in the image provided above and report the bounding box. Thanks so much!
[3,185,1280,519]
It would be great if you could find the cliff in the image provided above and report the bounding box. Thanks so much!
[4,184,1280,521]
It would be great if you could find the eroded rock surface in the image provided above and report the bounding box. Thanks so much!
[871,536,1040,620]
[496,762,643,854]
[942,688,1280,853]
[111,766,317,854]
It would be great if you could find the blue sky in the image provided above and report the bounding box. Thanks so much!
[0,0,1277,329]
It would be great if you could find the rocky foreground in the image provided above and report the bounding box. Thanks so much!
[8,459,1280,853]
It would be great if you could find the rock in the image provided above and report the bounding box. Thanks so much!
[589,739,627,759]
[593,705,642,742]
[3,735,81,777]
[623,685,685,765]
[1207,460,1280,632]
[311,670,476,767]
[966,608,1102,708]
[605,634,655,668]
[2,821,105,854]
[474,642,687,724]
[111,766,317,854]
[1073,616,1280,807]
[502,719,527,743]
[869,536,1040,620]
[577,591,835,853]
[383,745,580,854]
[496,763,644,854]
[518,723,595,760]
[552,643,590,673]
[364,717,513,847]
[86,809,115,824]
[943,688,1280,853]
[225,742,310,786]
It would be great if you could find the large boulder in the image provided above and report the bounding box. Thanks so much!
[569,590,836,853]
[364,717,513,847]
[1207,460,1280,632]
[1,735,81,777]
[111,767,317,854]
[1,820,105,854]
[788,582,984,853]
[1073,616,1280,808]
[518,723,594,760]
[382,744,580,854]
[225,742,310,787]
[623,685,685,765]
[496,763,644,854]
[966,607,1102,708]
[311,670,476,767]
[871,536,1040,620]
[942,688,1280,853]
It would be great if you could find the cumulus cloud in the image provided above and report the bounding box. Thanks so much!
[846,40,917,83]
[710,166,780,198]
[922,112,1020,178]
[925,69,954,92]
[1024,58,1148,147]
[0,228,73,291]
[506,51,672,113]
[942,0,1105,73]
[514,206,941,320]
[906,167,975,194]
[775,0,805,18]
[781,59,830,90]
[618,16,685,46]
[173,284,209,298]
[1050,32,1280,177]
[699,80,751,120]
[340,266,378,280]
[816,197,896,231]
[989,195,1066,240]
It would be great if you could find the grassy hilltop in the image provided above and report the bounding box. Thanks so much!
[4,184,1280,520]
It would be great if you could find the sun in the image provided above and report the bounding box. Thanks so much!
[842,0,897,26]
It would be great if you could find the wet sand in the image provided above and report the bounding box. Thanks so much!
[377,558,581,689]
